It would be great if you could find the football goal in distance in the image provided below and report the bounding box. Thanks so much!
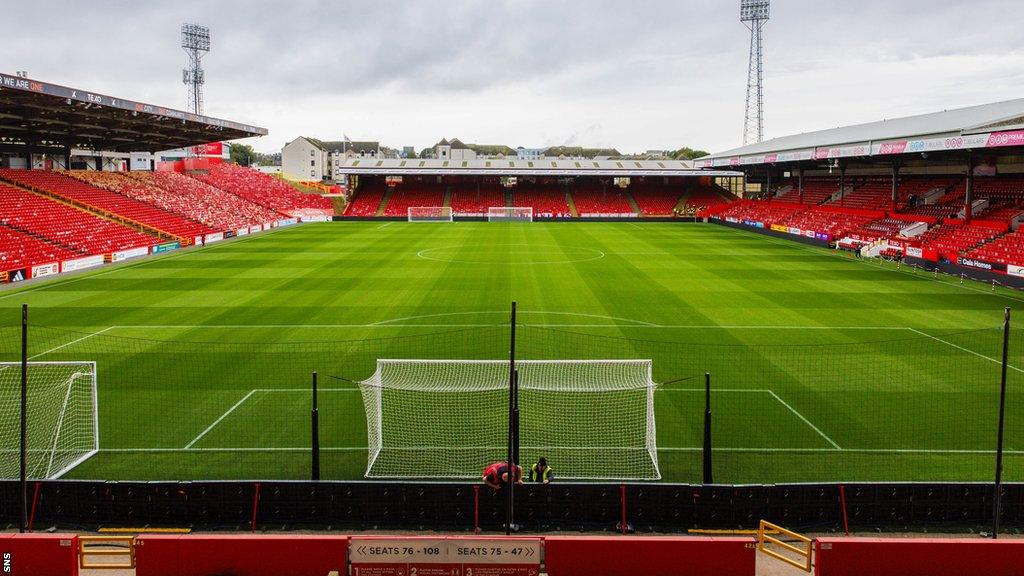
[407,206,453,222]
[0,361,99,479]
[488,207,533,222]
[358,359,660,481]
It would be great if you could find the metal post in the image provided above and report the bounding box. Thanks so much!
[703,372,713,484]
[20,304,28,533]
[506,302,517,535]
[839,164,846,207]
[798,167,804,204]
[993,307,1010,538]
[965,156,975,223]
[311,371,320,481]
[891,162,900,211]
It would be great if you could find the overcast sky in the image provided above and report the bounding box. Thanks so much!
[6,1,1023,154]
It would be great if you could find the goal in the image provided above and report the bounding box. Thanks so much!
[487,207,533,222]
[0,362,98,479]
[408,206,453,222]
[358,359,659,480]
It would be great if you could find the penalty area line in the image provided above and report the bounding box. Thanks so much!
[908,327,1024,374]
[184,389,259,449]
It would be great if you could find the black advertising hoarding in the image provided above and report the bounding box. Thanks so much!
[2,268,28,284]
[959,258,1008,273]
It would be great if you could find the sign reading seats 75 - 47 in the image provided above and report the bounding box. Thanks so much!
[350,537,541,576]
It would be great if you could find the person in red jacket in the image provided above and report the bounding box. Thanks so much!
[482,461,523,490]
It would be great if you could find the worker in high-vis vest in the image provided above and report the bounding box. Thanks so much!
[529,457,554,483]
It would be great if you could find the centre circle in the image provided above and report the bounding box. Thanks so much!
[417,244,605,264]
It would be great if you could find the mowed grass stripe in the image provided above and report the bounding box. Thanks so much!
[1,221,1020,483]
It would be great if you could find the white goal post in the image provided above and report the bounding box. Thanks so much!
[487,207,533,222]
[0,361,98,479]
[408,206,453,222]
[358,359,659,480]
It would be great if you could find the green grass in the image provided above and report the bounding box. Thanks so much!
[1,221,1022,483]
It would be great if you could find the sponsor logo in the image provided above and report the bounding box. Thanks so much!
[236,228,249,237]
[960,258,993,270]
[62,255,104,273]
[986,130,1024,148]
[111,247,150,262]
[224,230,236,239]
[151,242,181,254]
[205,233,224,244]
[1008,265,1024,278]
[906,247,923,258]
[5,269,27,283]
[31,263,60,278]
[3,551,10,573]
[877,141,908,155]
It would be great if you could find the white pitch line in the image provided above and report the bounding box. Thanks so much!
[184,390,259,449]
[98,323,917,330]
[908,328,1024,374]
[254,388,360,392]
[376,222,395,229]
[766,390,842,450]
[103,446,366,453]
[96,446,1024,455]
[28,326,115,360]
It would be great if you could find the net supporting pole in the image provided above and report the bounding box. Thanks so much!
[20,304,28,533]
[506,302,517,535]
[703,372,713,485]
[992,307,1010,539]
[311,371,320,481]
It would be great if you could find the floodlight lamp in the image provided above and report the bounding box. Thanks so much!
[740,0,770,21]
[181,23,211,52]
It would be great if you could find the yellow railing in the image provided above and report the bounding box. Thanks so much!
[79,535,136,569]
[758,519,812,572]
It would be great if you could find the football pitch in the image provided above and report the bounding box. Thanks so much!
[1,221,1022,483]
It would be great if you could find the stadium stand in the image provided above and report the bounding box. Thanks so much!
[630,180,684,215]
[0,183,156,256]
[449,180,505,215]
[717,200,806,224]
[0,169,209,241]
[777,178,838,204]
[193,163,334,218]
[512,180,571,217]
[835,178,892,210]
[128,172,281,230]
[777,206,877,239]
[344,180,387,216]
[682,184,733,216]
[571,183,634,215]
[916,223,1003,261]
[963,227,1024,267]
[0,225,79,272]
[381,181,445,217]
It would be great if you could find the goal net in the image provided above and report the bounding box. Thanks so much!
[358,359,659,480]
[0,362,98,479]
[487,207,533,222]
[408,206,453,222]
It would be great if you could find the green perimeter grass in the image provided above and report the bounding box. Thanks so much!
[1,221,1022,483]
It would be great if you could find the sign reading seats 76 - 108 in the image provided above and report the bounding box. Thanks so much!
[350,537,541,576]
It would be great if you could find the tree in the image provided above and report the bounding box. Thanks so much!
[229,143,256,166]
[669,147,710,160]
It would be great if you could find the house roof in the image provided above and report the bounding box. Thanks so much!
[336,157,738,178]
